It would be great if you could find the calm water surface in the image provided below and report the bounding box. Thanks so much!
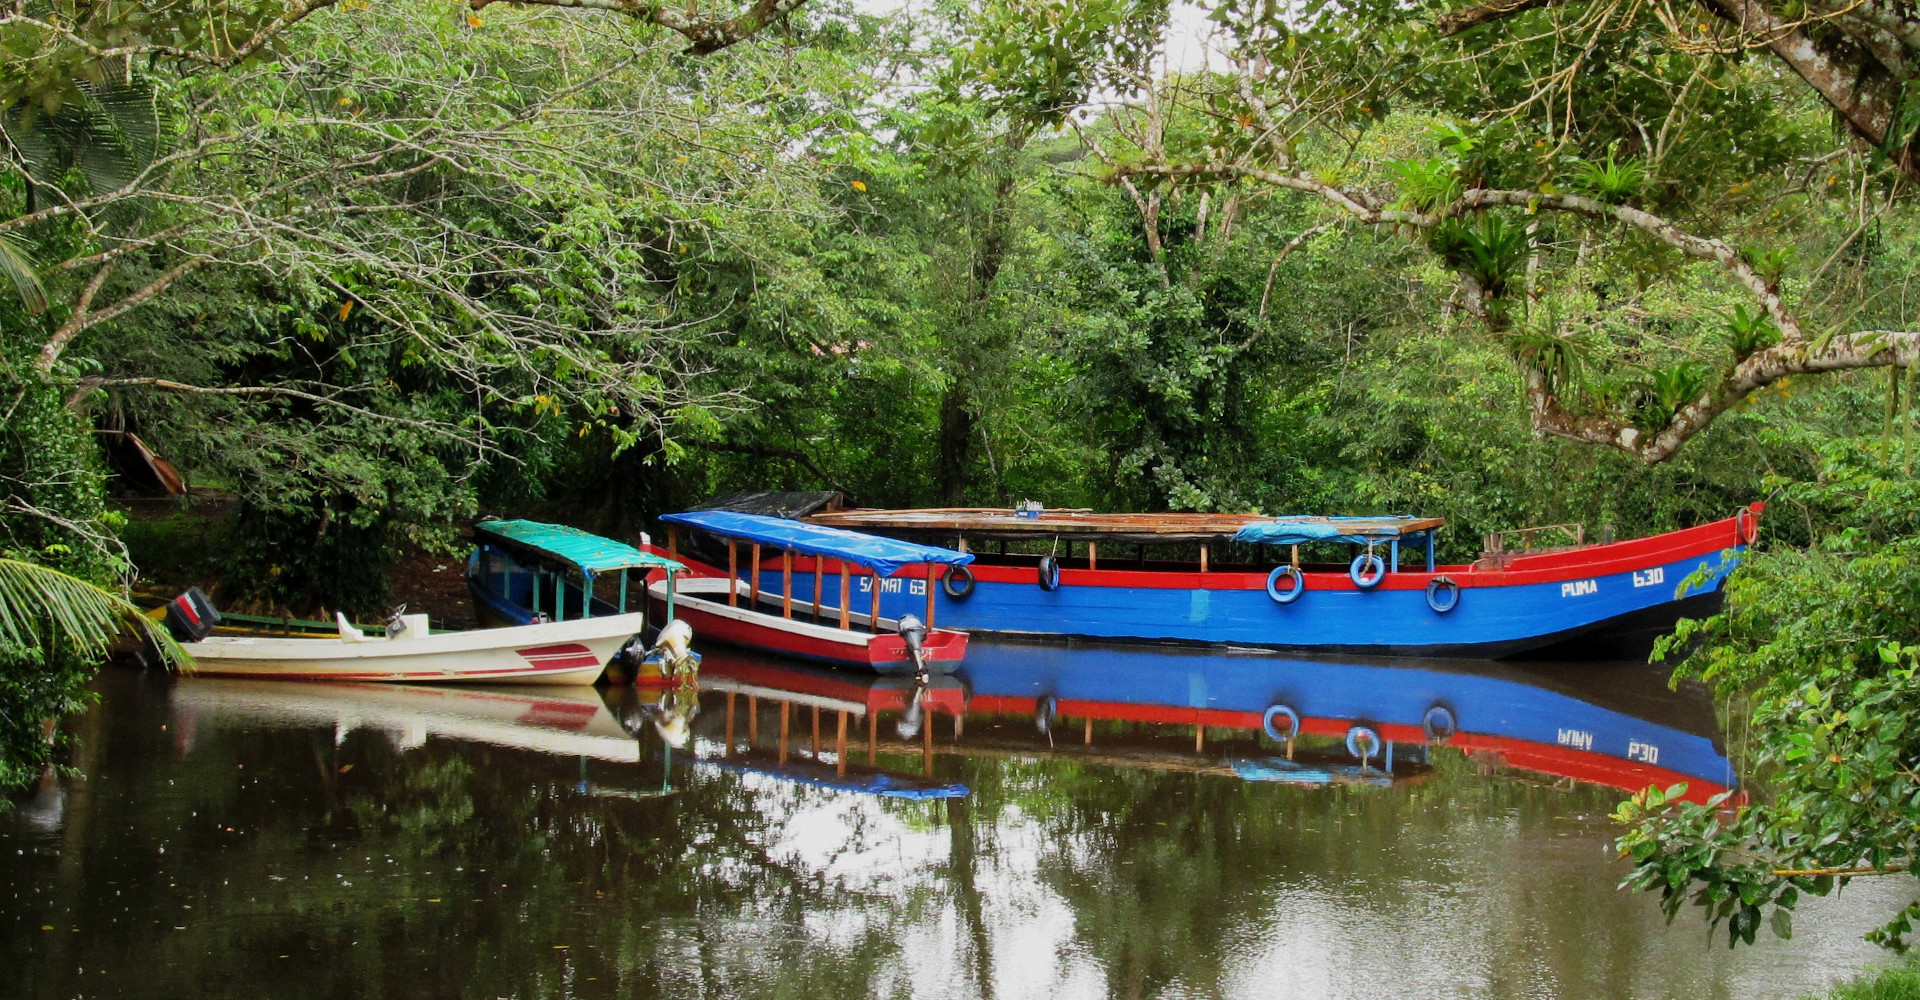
[2,642,1910,1000]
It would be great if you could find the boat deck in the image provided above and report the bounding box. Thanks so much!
[806,508,1446,545]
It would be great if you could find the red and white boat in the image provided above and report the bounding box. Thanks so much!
[645,510,973,675]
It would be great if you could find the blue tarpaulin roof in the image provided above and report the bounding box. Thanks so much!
[660,509,974,577]
[1231,516,1440,546]
[474,519,683,575]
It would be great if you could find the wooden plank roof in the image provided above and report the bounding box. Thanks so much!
[805,508,1444,545]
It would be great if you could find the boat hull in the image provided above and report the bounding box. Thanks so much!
[647,579,967,674]
[700,508,1755,658]
[179,614,646,685]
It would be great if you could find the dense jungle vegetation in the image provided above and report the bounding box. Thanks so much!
[3,0,1920,953]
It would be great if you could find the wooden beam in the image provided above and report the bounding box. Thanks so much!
[727,542,738,607]
[1088,541,1097,570]
[747,694,758,745]
[749,544,761,608]
[838,565,851,630]
[811,705,821,757]
[811,555,823,623]
[778,700,790,765]
[724,692,736,757]
[869,573,882,633]
[867,711,877,766]
[925,565,936,628]
[781,550,793,618]
[1200,544,1209,573]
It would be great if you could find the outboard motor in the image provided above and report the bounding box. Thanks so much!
[896,614,930,682]
[645,619,697,679]
[163,587,221,642]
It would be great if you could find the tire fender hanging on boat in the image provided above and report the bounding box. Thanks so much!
[1035,694,1058,734]
[1265,565,1305,604]
[1424,576,1460,613]
[1346,725,1383,760]
[1037,555,1062,591]
[1349,552,1386,589]
[1735,506,1760,545]
[1262,704,1301,740]
[942,564,976,600]
[1422,705,1457,741]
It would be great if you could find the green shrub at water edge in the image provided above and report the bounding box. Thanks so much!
[1816,964,1920,1000]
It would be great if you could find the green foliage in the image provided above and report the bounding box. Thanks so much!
[1817,964,1920,1000]
[1569,148,1650,205]
[1721,304,1781,360]
[1427,214,1529,298]
[1623,437,1920,949]
[1390,156,1463,212]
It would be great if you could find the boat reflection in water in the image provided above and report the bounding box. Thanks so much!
[951,640,1736,804]
[170,679,647,762]
[684,650,970,799]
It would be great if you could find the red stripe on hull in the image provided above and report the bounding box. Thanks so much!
[654,598,969,668]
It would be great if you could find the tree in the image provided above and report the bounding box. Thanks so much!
[1065,0,1918,465]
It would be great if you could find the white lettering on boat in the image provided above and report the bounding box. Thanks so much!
[1557,728,1594,751]
[1560,579,1598,597]
[1632,567,1665,588]
[1627,741,1660,765]
[855,578,926,595]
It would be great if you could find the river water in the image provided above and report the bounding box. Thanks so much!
[2,642,1910,1000]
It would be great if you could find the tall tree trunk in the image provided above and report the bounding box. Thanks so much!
[937,385,975,505]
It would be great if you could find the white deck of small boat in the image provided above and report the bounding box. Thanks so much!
[179,612,648,685]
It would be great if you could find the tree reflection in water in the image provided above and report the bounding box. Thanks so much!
[0,659,1906,1000]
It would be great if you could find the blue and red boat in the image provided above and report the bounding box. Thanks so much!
[652,502,1759,659]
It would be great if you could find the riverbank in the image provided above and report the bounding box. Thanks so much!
[117,492,479,629]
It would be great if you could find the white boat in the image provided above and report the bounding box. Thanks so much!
[179,611,646,686]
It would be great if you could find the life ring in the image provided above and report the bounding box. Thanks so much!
[1422,705,1457,741]
[1346,725,1384,760]
[1266,565,1305,604]
[1037,555,1062,591]
[1425,576,1460,613]
[943,565,976,600]
[1349,552,1387,589]
[1263,704,1301,740]
[1735,507,1759,545]
[1035,694,1057,735]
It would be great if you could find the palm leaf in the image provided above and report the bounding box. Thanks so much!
[0,232,46,314]
[0,558,189,670]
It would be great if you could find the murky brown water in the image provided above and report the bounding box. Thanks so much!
[2,643,1909,1000]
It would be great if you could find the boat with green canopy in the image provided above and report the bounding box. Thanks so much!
[467,519,686,628]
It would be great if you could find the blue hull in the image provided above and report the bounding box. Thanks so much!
[747,544,1742,657]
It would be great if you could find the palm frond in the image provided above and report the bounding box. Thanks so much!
[0,232,48,314]
[0,558,189,670]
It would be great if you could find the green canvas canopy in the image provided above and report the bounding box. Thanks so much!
[474,520,683,576]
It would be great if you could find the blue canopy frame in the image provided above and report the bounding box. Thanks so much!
[1231,516,1444,572]
[660,509,973,577]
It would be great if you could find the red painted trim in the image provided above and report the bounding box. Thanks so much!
[658,596,970,668]
[644,505,1758,594]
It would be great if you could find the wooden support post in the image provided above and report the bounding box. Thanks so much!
[778,700,790,765]
[747,695,758,745]
[811,705,821,757]
[867,711,877,766]
[1195,724,1205,753]
[782,551,793,618]
[923,705,934,777]
[925,565,936,628]
[1290,544,1299,569]
[727,543,738,607]
[1200,544,1209,573]
[869,573,882,633]
[954,713,963,738]
[667,527,678,564]
[725,692,736,757]
[839,566,851,630]
[749,544,761,608]
[835,711,849,777]
[812,556,823,623]
[1088,542,1097,570]
[957,536,968,553]
[1286,735,1295,761]
[1083,716,1092,745]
